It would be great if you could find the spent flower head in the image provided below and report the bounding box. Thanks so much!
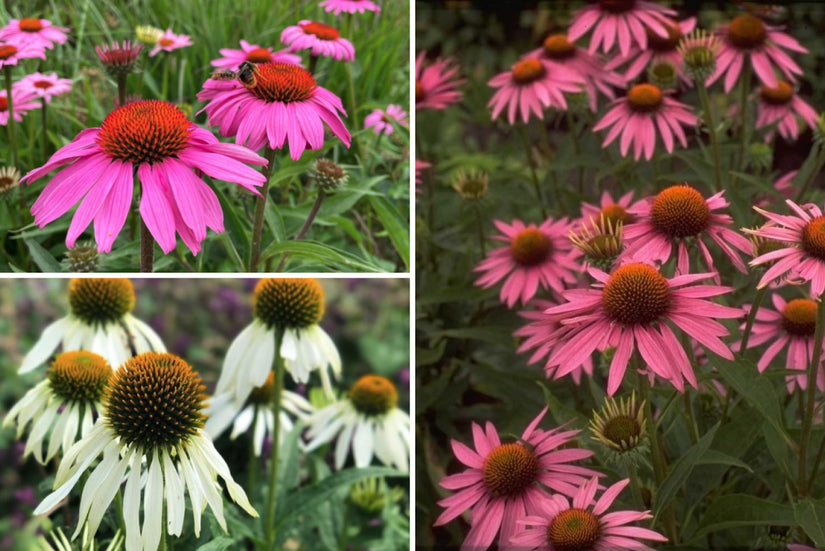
[647,58,679,90]
[0,165,20,197]
[590,392,648,464]
[62,241,100,272]
[95,40,143,76]
[677,29,721,82]
[311,158,348,192]
[451,169,489,200]
[569,214,624,272]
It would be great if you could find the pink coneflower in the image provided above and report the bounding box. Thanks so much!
[0,18,68,50]
[197,62,350,160]
[755,80,818,142]
[474,218,580,308]
[622,184,753,275]
[0,40,46,68]
[434,407,599,551]
[708,13,807,93]
[364,104,408,135]
[20,100,267,254]
[580,190,641,228]
[604,17,697,87]
[488,58,585,124]
[774,169,798,198]
[789,545,817,551]
[568,0,677,58]
[95,40,143,75]
[0,87,39,126]
[148,29,192,57]
[542,262,740,395]
[416,51,464,111]
[16,72,72,103]
[280,20,354,62]
[524,33,625,112]
[319,0,381,15]
[746,200,825,298]
[515,300,595,385]
[210,39,301,71]
[594,83,696,160]
[511,476,667,550]
[737,294,824,393]
[415,159,429,196]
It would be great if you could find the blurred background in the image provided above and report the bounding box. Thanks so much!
[0,277,410,549]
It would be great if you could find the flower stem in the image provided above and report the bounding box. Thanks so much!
[308,54,319,75]
[474,203,486,257]
[794,145,825,204]
[249,147,278,272]
[345,63,364,161]
[627,459,646,511]
[338,498,351,551]
[116,73,127,107]
[4,66,19,168]
[798,296,825,496]
[695,78,723,191]
[40,98,48,163]
[736,67,751,173]
[264,329,286,548]
[140,218,154,272]
[565,110,584,192]
[275,190,326,272]
[683,390,699,445]
[248,410,259,496]
[517,125,547,218]
[740,285,768,354]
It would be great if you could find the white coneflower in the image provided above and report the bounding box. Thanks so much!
[215,278,341,404]
[33,352,257,551]
[306,374,410,473]
[205,372,314,455]
[20,278,165,373]
[4,351,112,464]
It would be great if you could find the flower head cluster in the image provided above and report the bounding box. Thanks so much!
[0,18,68,50]
[16,72,72,102]
[148,29,192,57]
[281,20,355,61]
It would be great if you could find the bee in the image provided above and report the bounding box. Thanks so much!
[210,69,238,81]
[236,61,259,89]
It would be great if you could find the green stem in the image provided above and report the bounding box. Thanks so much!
[794,146,825,204]
[116,73,127,107]
[809,425,825,488]
[115,488,126,536]
[308,54,319,75]
[160,506,167,551]
[275,189,326,272]
[140,217,154,272]
[338,498,351,551]
[695,78,723,191]
[736,67,751,173]
[4,66,19,168]
[249,147,278,272]
[345,63,364,161]
[683,391,699,445]
[799,297,825,496]
[740,285,768,354]
[40,97,48,163]
[566,111,584,192]
[248,410,259,496]
[627,460,646,511]
[264,329,285,548]
[517,125,547,218]
[474,203,486,257]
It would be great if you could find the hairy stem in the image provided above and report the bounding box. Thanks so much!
[140,218,154,272]
[264,329,285,548]
[517,125,547,218]
[695,78,723,191]
[249,147,278,272]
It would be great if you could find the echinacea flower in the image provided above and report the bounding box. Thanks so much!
[510,477,667,550]
[16,72,72,102]
[737,294,824,393]
[568,0,677,57]
[205,373,314,456]
[604,17,697,87]
[434,407,599,551]
[0,18,68,50]
[746,200,825,298]
[589,392,647,455]
[593,83,697,160]
[622,184,753,275]
[319,0,381,15]
[148,29,192,57]
[95,40,143,76]
[708,13,807,93]
[0,165,20,195]
[197,62,351,160]
[788,545,817,551]
[20,99,267,254]
[488,58,585,123]
[135,25,163,45]
[0,40,46,68]
[416,51,464,110]
[515,300,595,385]
[214,278,341,405]
[0,86,39,126]
[210,39,301,71]
[580,190,640,228]
[33,353,257,551]
[569,214,625,271]
[310,158,348,192]
[364,104,408,135]
[19,279,165,374]
[305,374,410,472]
[280,20,355,61]
[678,29,722,82]
[474,218,580,308]
[756,80,818,142]
[524,33,625,112]
[542,262,740,395]
[3,351,112,464]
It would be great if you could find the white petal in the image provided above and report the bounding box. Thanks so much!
[46,403,73,462]
[312,325,341,376]
[253,409,266,454]
[214,323,257,396]
[280,328,298,361]
[334,415,357,470]
[26,400,59,463]
[352,419,375,468]
[5,381,49,434]
[80,405,95,439]
[73,440,122,538]
[123,452,143,551]
[20,317,70,373]
[281,390,313,418]
[194,435,257,517]
[62,319,87,352]
[163,449,185,536]
[142,449,164,551]
[61,404,80,456]
[54,423,110,487]
[126,315,166,353]
[186,444,226,532]
[86,448,133,538]
[230,406,254,440]
[243,323,275,401]
[203,392,236,439]
[178,447,204,537]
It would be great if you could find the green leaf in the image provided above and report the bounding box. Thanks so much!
[274,467,405,534]
[691,495,795,540]
[278,422,304,494]
[212,185,250,264]
[429,326,515,347]
[23,238,62,273]
[368,196,409,270]
[259,240,384,272]
[196,536,236,551]
[695,449,752,472]
[795,499,825,547]
[654,423,719,521]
